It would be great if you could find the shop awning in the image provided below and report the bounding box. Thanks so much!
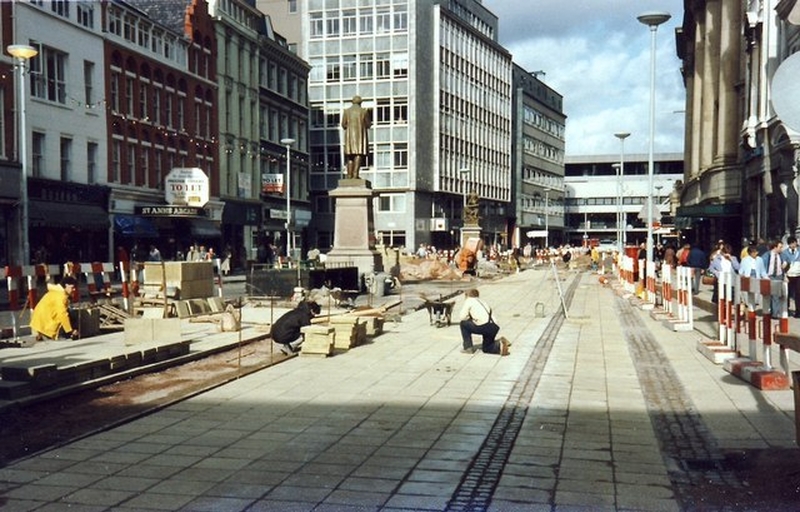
[114,214,159,238]
[29,201,109,229]
[675,203,741,218]
[190,218,221,238]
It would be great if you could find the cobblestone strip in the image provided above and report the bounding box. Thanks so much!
[444,272,582,512]
[615,295,746,509]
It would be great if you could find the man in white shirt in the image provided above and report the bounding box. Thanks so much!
[458,288,508,356]
[783,236,800,317]
[739,245,766,311]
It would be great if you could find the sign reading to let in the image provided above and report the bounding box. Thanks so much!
[165,167,209,207]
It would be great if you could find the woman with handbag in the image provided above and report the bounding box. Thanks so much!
[457,288,509,356]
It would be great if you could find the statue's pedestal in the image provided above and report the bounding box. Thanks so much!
[326,179,383,280]
[461,225,482,249]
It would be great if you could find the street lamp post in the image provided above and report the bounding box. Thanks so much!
[637,11,671,266]
[614,132,630,253]
[7,44,38,266]
[544,189,550,249]
[280,138,295,269]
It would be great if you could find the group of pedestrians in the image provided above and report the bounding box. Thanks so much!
[679,236,800,319]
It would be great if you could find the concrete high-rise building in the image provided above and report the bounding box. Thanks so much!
[259,0,513,252]
[511,65,566,249]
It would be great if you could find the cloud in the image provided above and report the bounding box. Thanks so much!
[482,0,685,156]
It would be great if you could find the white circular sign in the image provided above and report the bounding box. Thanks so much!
[165,167,209,207]
[771,52,800,133]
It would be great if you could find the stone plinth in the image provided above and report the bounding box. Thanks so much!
[461,226,482,248]
[326,179,383,278]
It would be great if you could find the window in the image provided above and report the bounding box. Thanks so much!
[83,61,94,106]
[51,0,69,17]
[139,82,148,119]
[326,11,340,36]
[376,8,391,33]
[359,53,373,79]
[342,10,357,35]
[394,5,408,30]
[108,7,121,35]
[123,14,136,42]
[394,143,408,167]
[342,55,357,81]
[154,147,164,189]
[60,137,72,181]
[165,94,173,128]
[326,59,341,82]
[32,132,45,177]
[310,13,323,38]
[392,53,408,77]
[376,53,391,78]
[359,9,373,33]
[111,140,121,182]
[152,86,161,124]
[288,0,297,13]
[110,73,120,111]
[378,194,406,213]
[77,2,94,28]
[178,96,185,130]
[140,148,150,188]
[375,99,391,124]
[126,76,134,114]
[127,144,136,185]
[394,101,408,123]
[30,45,67,104]
[87,142,98,184]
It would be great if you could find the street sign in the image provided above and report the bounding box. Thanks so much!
[135,205,206,217]
[526,230,549,238]
[165,167,209,207]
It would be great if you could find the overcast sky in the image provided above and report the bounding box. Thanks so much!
[481,0,686,157]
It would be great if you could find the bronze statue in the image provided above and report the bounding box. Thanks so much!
[341,95,371,179]
[464,189,480,226]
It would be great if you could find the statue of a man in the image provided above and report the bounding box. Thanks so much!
[464,190,480,226]
[341,95,371,179]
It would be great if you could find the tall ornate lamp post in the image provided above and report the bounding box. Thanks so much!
[637,11,671,265]
[280,138,295,266]
[7,44,38,266]
[614,132,630,253]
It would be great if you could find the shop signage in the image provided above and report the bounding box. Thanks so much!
[165,167,209,207]
[135,205,206,217]
[262,173,285,194]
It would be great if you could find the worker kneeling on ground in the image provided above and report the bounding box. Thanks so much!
[270,300,321,355]
[458,288,509,356]
[31,276,79,341]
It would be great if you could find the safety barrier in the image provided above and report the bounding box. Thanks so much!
[701,272,793,390]
[644,259,657,308]
[697,270,739,363]
[3,265,23,311]
[22,264,60,312]
[79,262,122,301]
[662,265,694,332]
[620,256,635,295]
[661,264,674,317]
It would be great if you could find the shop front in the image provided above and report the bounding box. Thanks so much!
[222,199,262,271]
[28,178,110,264]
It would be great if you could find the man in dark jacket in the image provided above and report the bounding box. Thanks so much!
[686,243,707,294]
[270,301,321,354]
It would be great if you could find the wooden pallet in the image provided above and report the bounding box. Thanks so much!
[98,303,133,331]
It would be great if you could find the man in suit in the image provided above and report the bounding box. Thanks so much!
[341,95,371,179]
